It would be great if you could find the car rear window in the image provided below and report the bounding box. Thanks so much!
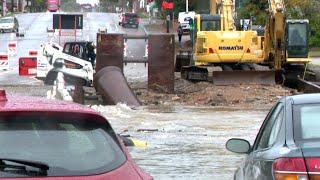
[125,13,138,18]
[0,112,126,177]
[293,104,320,140]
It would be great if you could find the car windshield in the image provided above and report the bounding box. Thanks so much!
[0,112,126,177]
[0,18,13,23]
[294,104,320,140]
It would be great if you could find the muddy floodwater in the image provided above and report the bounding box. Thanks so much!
[92,105,268,180]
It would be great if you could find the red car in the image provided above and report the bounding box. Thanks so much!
[0,89,152,179]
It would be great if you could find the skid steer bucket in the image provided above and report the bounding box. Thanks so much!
[212,70,276,85]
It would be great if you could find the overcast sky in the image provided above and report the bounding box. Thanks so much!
[76,0,99,5]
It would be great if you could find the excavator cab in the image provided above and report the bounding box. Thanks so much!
[199,14,221,31]
[286,20,309,58]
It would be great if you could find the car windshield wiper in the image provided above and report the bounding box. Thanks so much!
[0,158,49,176]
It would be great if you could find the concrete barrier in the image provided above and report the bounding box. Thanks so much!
[0,53,9,70]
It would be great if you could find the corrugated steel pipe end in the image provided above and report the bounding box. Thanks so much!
[94,66,141,107]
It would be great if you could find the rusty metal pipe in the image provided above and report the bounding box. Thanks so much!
[94,66,140,107]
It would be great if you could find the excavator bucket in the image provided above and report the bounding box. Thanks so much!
[212,70,276,85]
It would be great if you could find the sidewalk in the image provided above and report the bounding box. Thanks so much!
[311,57,320,66]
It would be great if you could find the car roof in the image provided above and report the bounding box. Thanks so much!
[1,17,14,19]
[286,93,320,105]
[0,95,99,115]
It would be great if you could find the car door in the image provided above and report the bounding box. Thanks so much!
[243,103,284,180]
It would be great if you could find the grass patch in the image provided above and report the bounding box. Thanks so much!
[309,50,320,57]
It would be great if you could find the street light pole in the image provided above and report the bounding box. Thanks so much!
[186,0,188,12]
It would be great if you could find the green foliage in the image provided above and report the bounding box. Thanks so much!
[285,0,320,47]
[60,0,80,12]
[172,0,186,18]
[235,0,320,47]
[30,0,46,12]
[237,0,268,25]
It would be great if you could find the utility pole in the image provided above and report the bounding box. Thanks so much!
[186,0,188,12]
[31,0,33,12]
[1,0,6,16]
[10,0,13,13]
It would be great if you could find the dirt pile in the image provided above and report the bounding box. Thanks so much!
[130,77,297,109]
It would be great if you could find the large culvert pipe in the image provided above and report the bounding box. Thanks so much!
[94,66,140,107]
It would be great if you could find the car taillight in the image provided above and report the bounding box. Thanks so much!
[305,158,320,179]
[273,158,308,180]
[273,157,320,180]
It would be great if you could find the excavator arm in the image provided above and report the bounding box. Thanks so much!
[264,0,285,70]
[264,0,310,70]
[210,0,236,31]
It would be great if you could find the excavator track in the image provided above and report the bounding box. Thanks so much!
[177,53,276,85]
[180,67,276,85]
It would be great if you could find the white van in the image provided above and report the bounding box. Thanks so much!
[178,11,195,33]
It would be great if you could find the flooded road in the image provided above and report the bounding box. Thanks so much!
[92,105,268,179]
[0,12,273,179]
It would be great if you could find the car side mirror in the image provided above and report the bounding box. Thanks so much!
[226,138,251,154]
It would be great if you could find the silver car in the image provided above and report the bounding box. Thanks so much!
[0,17,19,33]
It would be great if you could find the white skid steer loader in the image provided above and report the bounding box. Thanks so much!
[37,42,94,86]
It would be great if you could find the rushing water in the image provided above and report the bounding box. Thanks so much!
[92,105,268,180]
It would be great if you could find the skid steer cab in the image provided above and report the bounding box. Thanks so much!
[62,41,96,65]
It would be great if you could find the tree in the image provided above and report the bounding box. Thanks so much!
[237,0,320,47]
[237,0,268,25]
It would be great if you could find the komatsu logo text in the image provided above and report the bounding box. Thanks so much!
[218,46,244,51]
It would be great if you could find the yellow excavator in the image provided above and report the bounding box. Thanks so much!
[176,0,310,85]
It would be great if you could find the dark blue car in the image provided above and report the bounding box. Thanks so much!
[226,93,320,180]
